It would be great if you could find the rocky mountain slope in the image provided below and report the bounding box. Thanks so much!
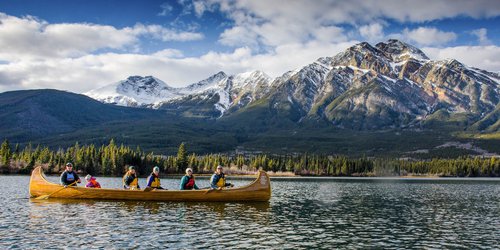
[256,39,499,130]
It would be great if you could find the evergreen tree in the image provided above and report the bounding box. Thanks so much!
[0,139,11,166]
[176,142,188,173]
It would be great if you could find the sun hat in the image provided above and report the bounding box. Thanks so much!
[85,174,92,181]
[185,168,193,174]
[153,166,160,172]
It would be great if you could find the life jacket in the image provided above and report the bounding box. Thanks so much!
[66,172,75,182]
[184,175,195,190]
[123,171,139,189]
[90,179,101,188]
[86,179,101,188]
[149,173,161,188]
[213,173,226,188]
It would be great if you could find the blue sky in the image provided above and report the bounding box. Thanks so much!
[0,0,499,93]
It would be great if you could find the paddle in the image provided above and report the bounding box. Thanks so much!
[204,188,216,194]
[204,187,223,194]
[35,181,78,200]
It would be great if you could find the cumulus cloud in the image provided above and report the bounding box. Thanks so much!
[359,23,385,42]
[219,26,260,48]
[400,27,457,46]
[423,45,500,73]
[130,24,203,41]
[192,0,218,18]
[152,49,185,58]
[199,0,499,49]
[0,13,203,60]
[470,28,492,45]
[158,2,174,16]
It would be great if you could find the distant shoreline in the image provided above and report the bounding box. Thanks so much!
[4,171,497,179]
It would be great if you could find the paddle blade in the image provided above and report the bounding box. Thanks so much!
[34,195,50,200]
[204,189,217,194]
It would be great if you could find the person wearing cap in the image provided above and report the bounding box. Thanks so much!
[210,165,234,190]
[146,166,164,189]
[85,174,101,188]
[60,162,81,187]
[123,166,140,190]
[180,168,199,190]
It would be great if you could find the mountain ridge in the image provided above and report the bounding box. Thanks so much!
[84,39,500,131]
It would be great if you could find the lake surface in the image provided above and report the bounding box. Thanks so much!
[1,175,499,249]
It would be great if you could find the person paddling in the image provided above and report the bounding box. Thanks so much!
[85,174,101,188]
[146,166,164,190]
[123,166,140,190]
[60,162,81,187]
[180,168,199,190]
[210,165,234,190]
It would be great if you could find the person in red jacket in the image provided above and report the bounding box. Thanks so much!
[85,174,101,188]
[180,168,199,190]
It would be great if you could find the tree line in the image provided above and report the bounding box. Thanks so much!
[0,139,499,177]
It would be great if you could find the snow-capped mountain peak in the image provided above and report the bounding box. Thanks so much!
[85,75,181,107]
[181,71,228,94]
[231,70,272,89]
[376,39,429,62]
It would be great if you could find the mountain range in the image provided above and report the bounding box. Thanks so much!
[1,39,499,157]
[85,39,500,131]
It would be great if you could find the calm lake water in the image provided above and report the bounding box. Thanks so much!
[1,175,499,249]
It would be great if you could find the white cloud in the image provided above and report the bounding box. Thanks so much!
[471,28,492,45]
[359,23,385,42]
[158,2,174,16]
[312,26,348,43]
[199,0,499,49]
[219,26,259,48]
[423,45,500,72]
[130,24,203,42]
[152,49,185,58]
[0,13,203,61]
[401,27,457,46]
[193,1,217,18]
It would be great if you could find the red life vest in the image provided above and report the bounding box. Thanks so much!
[90,180,101,188]
[184,176,195,189]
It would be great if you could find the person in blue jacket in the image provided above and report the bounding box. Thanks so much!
[210,165,234,190]
[60,162,81,187]
[180,168,199,190]
[146,166,164,189]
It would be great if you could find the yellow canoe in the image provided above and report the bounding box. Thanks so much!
[29,166,271,201]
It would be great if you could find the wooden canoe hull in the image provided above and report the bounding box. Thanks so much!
[29,166,271,202]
